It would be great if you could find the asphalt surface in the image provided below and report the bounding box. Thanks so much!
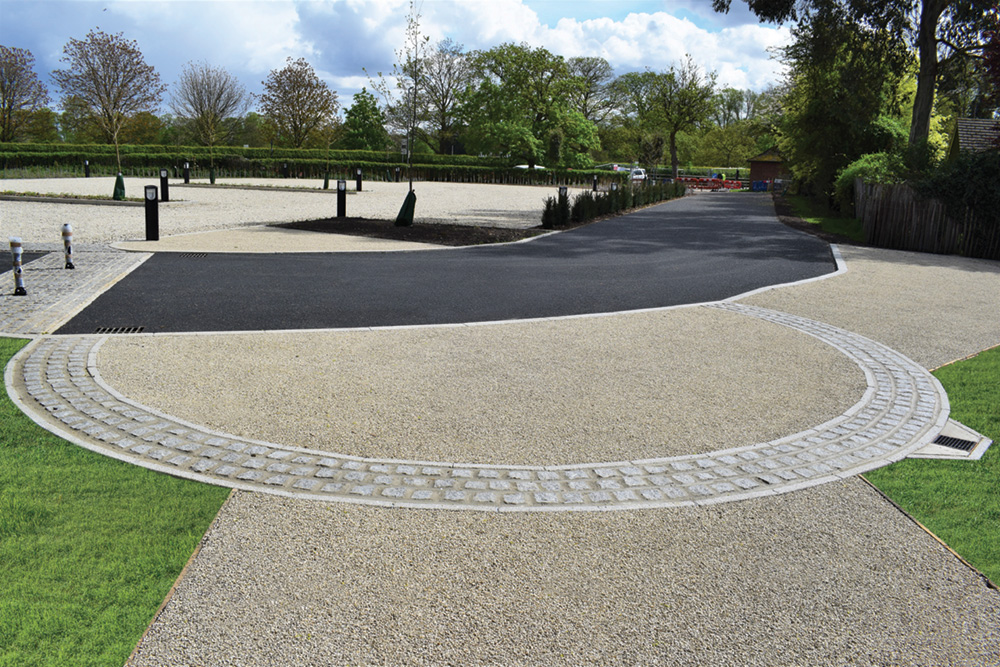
[57,194,836,334]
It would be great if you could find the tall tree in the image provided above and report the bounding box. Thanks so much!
[460,42,589,168]
[422,39,473,154]
[608,70,666,165]
[342,88,390,151]
[651,57,717,177]
[171,61,250,155]
[259,57,338,149]
[51,29,165,169]
[567,56,616,123]
[0,45,49,142]
[712,0,996,148]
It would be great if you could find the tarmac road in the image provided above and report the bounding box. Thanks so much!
[57,194,836,334]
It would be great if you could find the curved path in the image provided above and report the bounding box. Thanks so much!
[55,195,835,334]
[8,301,949,511]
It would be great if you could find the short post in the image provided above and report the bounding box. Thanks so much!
[282,163,290,179]
[559,186,568,198]
[159,168,170,202]
[144,185,159,241]
[183,162,190,184]
[84,160,90,178]
[593,174,598,192]
[395,167,400,183]
[323,173,330,190]
[355,168,362,192]
[62,224,75,269]
[611,182,618,191]
[10,237,27,296]
[337,180,347,218]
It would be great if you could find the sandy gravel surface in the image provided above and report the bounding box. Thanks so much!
[1,177,583,246]
[119,242,1000,666]
[742,244,1000,370]
[100,306,865,464]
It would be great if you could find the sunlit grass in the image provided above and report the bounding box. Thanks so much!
[786,194,866,243]
[0,337,229,667]
[865,345,1000,585]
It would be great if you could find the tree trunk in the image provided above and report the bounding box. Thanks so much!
[669,130,680,179]
[909,0,946,148]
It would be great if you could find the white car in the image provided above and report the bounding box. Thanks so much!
[630,168,646,181]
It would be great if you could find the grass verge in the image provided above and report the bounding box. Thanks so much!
[865,345,1000,585]
[0,338,230,667]
[785,194,866,243]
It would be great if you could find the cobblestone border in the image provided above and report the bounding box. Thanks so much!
[7,303,950,512]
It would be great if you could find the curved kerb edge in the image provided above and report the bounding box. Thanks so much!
[7,301,950,512]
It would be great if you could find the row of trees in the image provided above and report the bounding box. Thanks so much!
[2,29,777,175]
[2,1,996,194]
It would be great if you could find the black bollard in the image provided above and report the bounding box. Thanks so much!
[395,167,401,183]
[183,162,190,184]
[593,174,598,192]
[323,173,330,190]
[282,163,290,179]
[144,186,159,241]
[159,169,170,202]
[84,160,90,178]
[355,168,362,192]
[337,180,347,218]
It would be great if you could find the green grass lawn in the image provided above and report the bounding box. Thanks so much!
[865,345,1000,585]
[0,338,230,667]
[786,194,866,243]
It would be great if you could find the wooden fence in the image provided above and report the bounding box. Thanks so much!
[855,178,1000,260]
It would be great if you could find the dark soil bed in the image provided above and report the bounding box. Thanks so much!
[273,218,548,246]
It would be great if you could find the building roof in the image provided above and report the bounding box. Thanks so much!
[952,117,1000,155]
[749,146,782,163]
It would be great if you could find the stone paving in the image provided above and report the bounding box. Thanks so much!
[0,249,151,336]
[7,301,950,511]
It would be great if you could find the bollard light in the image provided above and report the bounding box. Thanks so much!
[183,162,190,184]
[355,167,363,192]
[62,224,75,269]
[593,174,598,192]
[10,237,26,296]
[159,168,170,202]
[144,186,159,241]
[337,179,347,218]
[559,186,568,198]
[84,160,90,178]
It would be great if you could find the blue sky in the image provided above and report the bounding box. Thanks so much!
[0,0,791,114]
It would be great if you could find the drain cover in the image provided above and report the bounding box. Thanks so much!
[933,434,977,452]
[95,326,145,334]
[178,253,207,258]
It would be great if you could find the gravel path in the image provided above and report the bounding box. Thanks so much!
[1,177,583,246]
[122,240,1000,665]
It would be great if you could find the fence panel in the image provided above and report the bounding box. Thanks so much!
[854,179,999,261]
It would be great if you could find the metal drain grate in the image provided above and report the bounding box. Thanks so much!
[933,434,977,452]
[95,326,145,335]
[178,253,208,258]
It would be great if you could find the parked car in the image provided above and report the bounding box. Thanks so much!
[630,168,646,181]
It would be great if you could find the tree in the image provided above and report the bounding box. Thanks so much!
[171,61,250,156]
[567,56,616,123]
[259,57,338,149]
[0,45,49,142]
[422,39,473,154]
[342,88,390,151]
[460,43,590,168]
[712,0,996,149]
[651,57,717,177]
[51,29,165,169]
[608,70,666,165]
[119,111,162,144]
[777,6,911,198]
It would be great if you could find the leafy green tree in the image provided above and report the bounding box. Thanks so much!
[259,57,338,148]
[0,45,49,142]
[567,56,616,123]
[777,5,911,198]
[422,39,473,154]
[696,121,759,167]
[713,0,996,149]
[607,70,665,165]
[51,29,166,169]
[342,88,390,151]
[20,108,60,142]
[460,42,590,168]
[119,111,163,145]
[651,57,717,177]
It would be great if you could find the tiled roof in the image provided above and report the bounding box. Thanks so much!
[749,146,782,163]
[954,117,1000,154]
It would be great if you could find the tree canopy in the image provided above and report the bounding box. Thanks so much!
[0,45,49,142]
[171,61,250,152]
[259,57,338,149]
